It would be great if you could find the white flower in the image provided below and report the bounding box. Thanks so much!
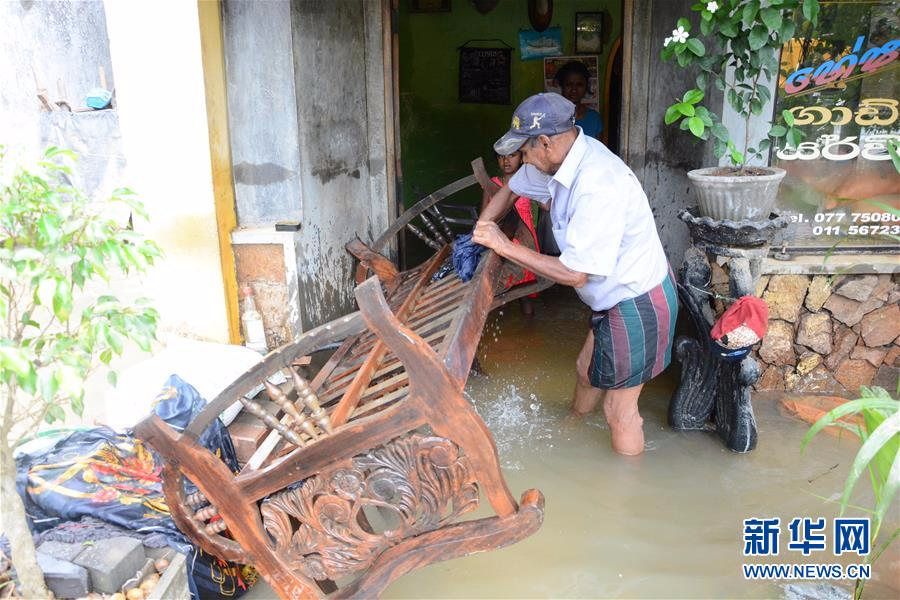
[671,26,689,44]
[664,36,673,47]
[707,1,719,13]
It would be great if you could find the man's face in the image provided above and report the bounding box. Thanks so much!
[520,135,560,175]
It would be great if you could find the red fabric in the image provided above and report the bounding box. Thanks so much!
[493,176,539,290]
[711,296,769,341]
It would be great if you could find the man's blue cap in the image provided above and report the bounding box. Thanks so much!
[493,92,576,155]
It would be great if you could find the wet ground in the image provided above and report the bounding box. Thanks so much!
[248,287,899,599]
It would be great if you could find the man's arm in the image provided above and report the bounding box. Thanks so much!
[472,220,588,288]
[479,184,517,223]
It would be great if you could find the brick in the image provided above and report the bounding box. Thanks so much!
[74,536,146,594]
[37,551,90,599]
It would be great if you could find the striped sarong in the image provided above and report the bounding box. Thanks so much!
[588,271,678,389]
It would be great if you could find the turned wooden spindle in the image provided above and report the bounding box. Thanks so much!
[204,519,228,535]
[264,380,318,441]
[239,396,305,446]
[194,505,219,522]
[290,369,333,434]
[406,222,441,251]
[419,212,447,245]
[428,207,454,242]
[185,491,207,508]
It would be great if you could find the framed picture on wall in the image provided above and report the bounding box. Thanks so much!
[575,12,603,54]
[409,0,451,12]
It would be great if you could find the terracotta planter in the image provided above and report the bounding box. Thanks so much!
[687,166,786,222]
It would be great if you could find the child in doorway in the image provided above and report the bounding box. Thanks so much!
[481,150,541,316]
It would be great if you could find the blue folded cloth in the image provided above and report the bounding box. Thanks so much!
[452,233,485,282]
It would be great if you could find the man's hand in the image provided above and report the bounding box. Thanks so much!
[472,220,508,254]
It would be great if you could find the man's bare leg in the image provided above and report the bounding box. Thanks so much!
[602,384,645,455]
[571,329,603,416]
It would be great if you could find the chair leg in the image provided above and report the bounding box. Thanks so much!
[425,392,517,518]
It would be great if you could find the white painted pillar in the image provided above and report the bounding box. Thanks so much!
[104,0,230,343]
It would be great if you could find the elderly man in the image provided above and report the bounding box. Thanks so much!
[474,93,677,456]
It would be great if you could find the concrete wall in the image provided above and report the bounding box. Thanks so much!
[0,0,123,198]
[625,0,723,267]
[223,0,393,330]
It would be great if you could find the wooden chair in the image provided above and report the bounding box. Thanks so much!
[135,161,550,598]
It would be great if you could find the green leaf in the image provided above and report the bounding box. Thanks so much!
[696,72,709,90]
[107,370,118,388]
[780,19,796,41]
[802,0,819,25]
[688,117,705,137]
[46,403,66,423]
[750,99,763,115]
[676,50,692,67]
[873,451,899,534]
[700,15,714,35]
[100,348,113,365]
[714,76,726,91]
[719,21,738,37]
[52,279,73,321]
[713,139,727,159]
[683,89,705,105]
[677,17,691,30]
[686,38,705,57]
[782,109,795,127]
[758,139,771,152]
[727,89,740,112]
[71,394,84,417]
[711,122,729,142]
[768,125,787,137]
[742,0,759,28]
[760,7,782,31]
[886,139,900,175]
[749,25,769,51]
[675,102,696,117]
[839,411,899,517]
[0,346,33,378]
[801,398,900,452]
[788,127,803,147]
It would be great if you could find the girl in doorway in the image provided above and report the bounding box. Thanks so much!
[482,150,540,316]
[554,61,603,140]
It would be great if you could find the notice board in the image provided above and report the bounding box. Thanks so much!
[458,47,511,105]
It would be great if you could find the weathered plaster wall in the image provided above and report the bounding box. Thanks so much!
[222,0,302,227]
[625,0,724,268]
[222,0,392,331]
[0,0,123,197]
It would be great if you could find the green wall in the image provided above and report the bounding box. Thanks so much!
[398,0,623,208]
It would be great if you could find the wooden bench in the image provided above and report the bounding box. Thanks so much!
[135,161,549,598]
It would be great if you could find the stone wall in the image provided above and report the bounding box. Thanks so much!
[743,272,900,395]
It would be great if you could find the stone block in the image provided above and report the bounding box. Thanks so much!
[38,540,86,563]
[796,313,832,355]
[710,262,729,286]
[143,545,176,562]
[871,274,896,302]
[759,320,796,367]
[884,345,900,367]
[825,325,858,371]
[797,352,822,376]
[833,274,878,301]
[37,551,91,599]
[872,365,899,392]
[763,275,810,322]
[851,345,888,368]
[804,275,832,312]
[860,304,900,348]
[147,552,189,600]
[824,294,884,327]
[756,365,785,391]
[755,275,770,298]
[824,294,883,328]
[794,366,844,395]
[834,359,876,394]
[74,536,146,594]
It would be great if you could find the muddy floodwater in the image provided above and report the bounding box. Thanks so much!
[248,287,899,599]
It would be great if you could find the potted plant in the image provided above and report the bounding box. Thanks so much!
[0,147,160,597]
[660,0,820,222]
